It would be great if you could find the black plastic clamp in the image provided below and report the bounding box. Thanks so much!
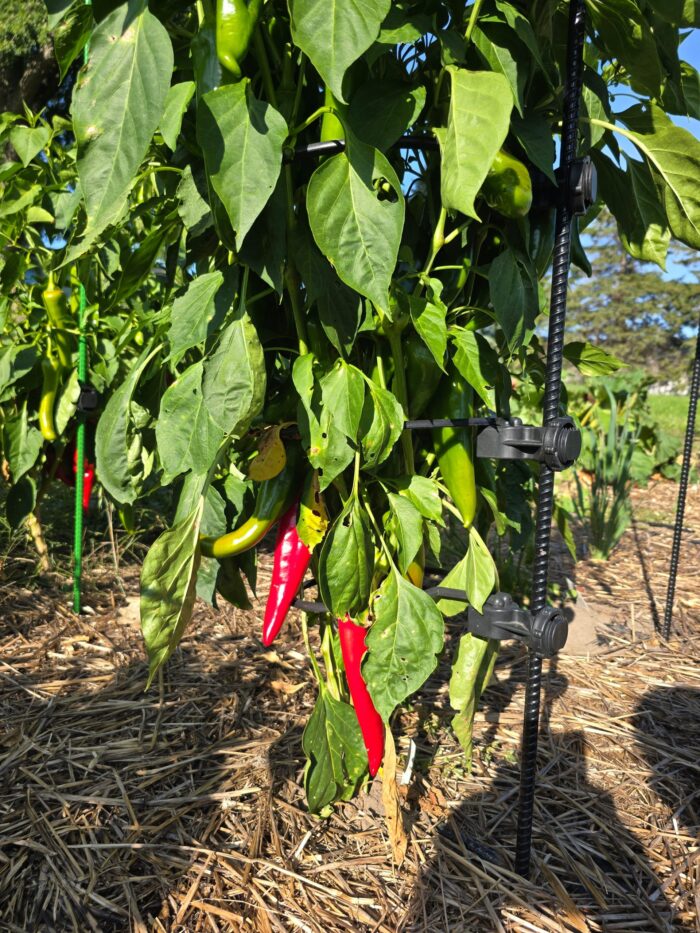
[76,383,99,413]
[467,593,568,658]
[532,155,597,215]
[476,415,581,471]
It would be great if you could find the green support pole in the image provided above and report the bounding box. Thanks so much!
[73,285,88,613]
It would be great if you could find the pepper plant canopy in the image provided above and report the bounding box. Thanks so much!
[1,0,700,811]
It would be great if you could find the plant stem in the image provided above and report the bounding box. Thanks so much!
[288,106,332,139]
[283,161,309,356]
[465,0,485,43]
[301,613,324,684]
[386,328,415,474]
[253,28,277,107]
[415,207,447,297]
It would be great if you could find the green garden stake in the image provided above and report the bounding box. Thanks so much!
[73,284,88,613]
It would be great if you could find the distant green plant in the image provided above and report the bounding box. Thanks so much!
[0,0,48,67]
[574,386,639,560]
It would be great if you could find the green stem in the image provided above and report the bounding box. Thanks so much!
[283,161,309,356]
[288,105,332,139]
[302,613,324,684]
[253,27,277,107]
[414,206,447,298]
[385,328,415,474]
[465,0,485,43]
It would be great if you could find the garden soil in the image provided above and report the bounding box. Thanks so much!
[1,480,698,932]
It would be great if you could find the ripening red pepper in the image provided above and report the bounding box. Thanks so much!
[261,501,311,646]
[74,448,95,510]
[338,616,384,777]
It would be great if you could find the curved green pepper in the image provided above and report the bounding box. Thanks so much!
[39,356,60,442]
[481,149,533,218]
[42,273,74,370]
[201,444,302,558]
[433,368,477,528]
[216,0,263,80]
[404,333,442,418]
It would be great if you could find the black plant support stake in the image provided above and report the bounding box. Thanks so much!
[662,320,700,639]
[514,0,587,879]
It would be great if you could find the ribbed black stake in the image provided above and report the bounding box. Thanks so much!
[514,0,587,879]
[662,320,700,639]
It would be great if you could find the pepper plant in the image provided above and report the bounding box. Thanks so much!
[5,0,700,811]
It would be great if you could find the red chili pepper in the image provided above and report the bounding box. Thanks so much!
[74,448,96,510]
[261,501,311,646]
[338,615,385,777]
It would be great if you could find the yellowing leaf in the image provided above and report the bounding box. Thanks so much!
[381,729,407,865]
[297,471,329,550]
[248,425,288,481]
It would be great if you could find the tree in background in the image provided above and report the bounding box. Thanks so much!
[567,211,700,384]
[0,1,55,113]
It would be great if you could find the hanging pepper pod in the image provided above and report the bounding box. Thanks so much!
[42,272,74,370]
[216,0,263,79]
[338,616,385,777]
[39,356,60,442]
[261,500,311,646]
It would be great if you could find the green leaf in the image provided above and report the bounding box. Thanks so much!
[449,634,498,766]
[0,346,37,399]
[395,475,443,525]
[435,68,512,221]
[472,23,525,115]
[289,0,391,102]
[95,346,160,504]
[564,341,624,376]
[9,125,51,167]
[53,2,93,81]
[387,493,423,575]
[488,249,537,351]
[307,135,404,311]
[318,495,374,617]
[320,360,365,441]
[614,105,700,250]
[302,687,367,813]
[156,362,224,481]
[176,166,213,235]
[584,0,662,96]
[201,311,267,437]
[465,526,497,612]
[348,80,426,151]
[409,293,447,370]
[4,404,43,482]
[592,151,670,269]
[364,568,444,722]
[140,501,203,686]
[359,382,404,469]
[511,112,555,182]
[239,176,287,294]
[291,221,361,355]
[646,0,700,25]
[6,475,37,530]
[168,271,230,362]
[70,1,173,257]
[197,80,288,251]
[45,0,80,30]
[293,354,354,489]
[436,553,469,618]
[160,81,195,150]
[452,329,496,410]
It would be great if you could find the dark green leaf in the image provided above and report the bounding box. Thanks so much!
[318,495,374,617]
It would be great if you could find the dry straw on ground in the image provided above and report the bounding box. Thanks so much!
[1,480,698,931]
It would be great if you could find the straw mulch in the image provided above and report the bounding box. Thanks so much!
[1,480,698,932]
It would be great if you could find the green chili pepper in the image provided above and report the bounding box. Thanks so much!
[39,356,60,442]
[529,208,556,278]
[216,0,263,80]
[433,368,477,528]
[404,333,442,418]
[201,444,302,559]
[42,273,74,371]
[481,149,533,218]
